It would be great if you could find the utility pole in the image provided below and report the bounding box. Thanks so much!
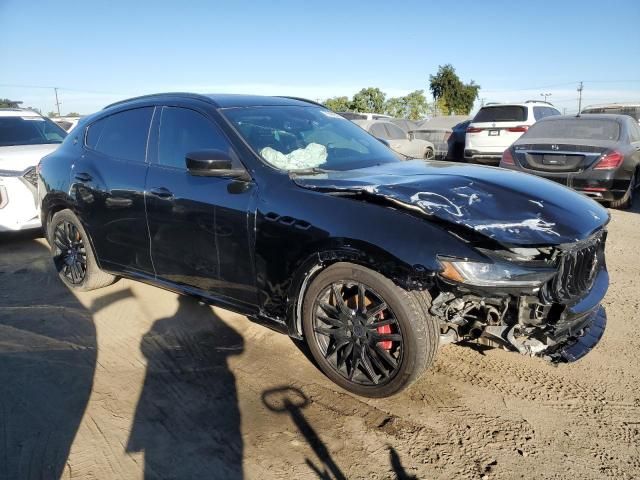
[54,87,61,116]
[480,98,486,107]
[577,81,584,114]
[540,92,552,103]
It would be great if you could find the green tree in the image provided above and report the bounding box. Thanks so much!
[351,87,386,114]
[429,64,480,115]
[384,97,407,118]
[384,90,429,120]
[323,96,352,112]
[47,111,59,118]
[66,112,81,117]
[403,90,429,120]
[0,98,23,108]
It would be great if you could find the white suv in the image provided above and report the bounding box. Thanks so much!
[465,101,560,164]
[0,109,67,232]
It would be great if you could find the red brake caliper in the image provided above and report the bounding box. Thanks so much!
[377,312,392,350]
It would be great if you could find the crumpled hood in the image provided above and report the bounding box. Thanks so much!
[293,160,609,246]
[0,144,59,173]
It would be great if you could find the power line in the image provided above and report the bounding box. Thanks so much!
[0,83,127,95]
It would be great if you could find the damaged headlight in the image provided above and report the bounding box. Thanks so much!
[438,256,556,287]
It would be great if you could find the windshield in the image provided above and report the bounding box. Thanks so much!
[473,106,527,123]
[221,106,400,171]
[525,118,620,141]
[0,115,67,147]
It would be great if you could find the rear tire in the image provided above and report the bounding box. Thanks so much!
[302,262,439,397]
[610,173,635,209]
[48,209,117,291]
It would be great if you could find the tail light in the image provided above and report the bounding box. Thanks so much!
[506,125,529,133]
[500,149,516,166]
[466,127,483,133]
[594,151,624,170]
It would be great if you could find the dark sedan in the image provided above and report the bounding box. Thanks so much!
[39,93,610,397]
[500,114,640,208]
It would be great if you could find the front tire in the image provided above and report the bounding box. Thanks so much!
[48,209,117,291]
[425,147,435,160]
[302,263,439,397]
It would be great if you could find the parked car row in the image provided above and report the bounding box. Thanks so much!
[343,100,639,209]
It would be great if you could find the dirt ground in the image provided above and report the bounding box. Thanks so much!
[1,204,639,480]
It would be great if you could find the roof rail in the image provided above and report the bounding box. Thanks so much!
[525,99,554,105]
[276,96,327,108]
[103,92,213,110]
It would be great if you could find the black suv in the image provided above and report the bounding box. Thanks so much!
[39,93,609,397]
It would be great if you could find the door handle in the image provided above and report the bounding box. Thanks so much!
[74,172,92,182]
[149,187,174,199]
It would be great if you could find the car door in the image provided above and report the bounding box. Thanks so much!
[145,105,258,307]
[72,106,155,273]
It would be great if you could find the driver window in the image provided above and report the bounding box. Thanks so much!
[384,124,407,140]
[158,107,238,169]
[369,123,389,139]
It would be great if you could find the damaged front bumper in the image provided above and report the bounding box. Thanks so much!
[432,266,609,364]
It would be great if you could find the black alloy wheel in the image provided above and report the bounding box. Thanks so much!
[312,281,404,386]
[52,220,87,285]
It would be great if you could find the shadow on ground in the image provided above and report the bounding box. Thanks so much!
[0,233,96,479]
[262,385,417,480]
[126,295,245,479]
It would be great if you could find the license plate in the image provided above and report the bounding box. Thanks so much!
[488,129,500,136]
[543,155,567,165]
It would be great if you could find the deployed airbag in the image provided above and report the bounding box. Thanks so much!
[261,143,327,170]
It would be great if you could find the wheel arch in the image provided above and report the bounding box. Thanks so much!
[284,239,437,338]
[42,196,103,270]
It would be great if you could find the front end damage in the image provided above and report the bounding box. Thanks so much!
[431,231,608,363]
[292,160,611,363]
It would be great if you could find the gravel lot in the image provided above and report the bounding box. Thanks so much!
[1,204,639,480]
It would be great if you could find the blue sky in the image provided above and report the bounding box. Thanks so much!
[1,0,639,115]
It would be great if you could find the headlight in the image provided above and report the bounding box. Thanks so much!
[438,256,556,287]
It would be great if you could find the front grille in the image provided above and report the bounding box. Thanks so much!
[541,231,606,304]
[22,167,38,188]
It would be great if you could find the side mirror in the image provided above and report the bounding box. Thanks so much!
[185,150,250,180]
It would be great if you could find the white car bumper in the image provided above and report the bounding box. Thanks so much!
[0,174,41,232]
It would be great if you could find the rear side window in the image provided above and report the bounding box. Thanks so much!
[369,123,389,139]
[473,106,527,123]
[85,107,153,162]
[525,119,621,141]
[157,107,234,169]
[384,123,407,140]
[533,107,560,121]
